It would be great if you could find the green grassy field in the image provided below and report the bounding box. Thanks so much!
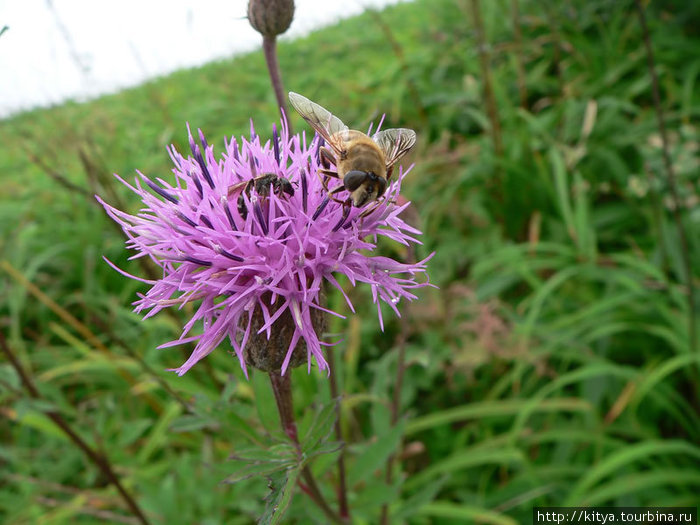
[1,0,699,523]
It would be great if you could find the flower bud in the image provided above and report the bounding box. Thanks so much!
[247,0,294,38]
[243,294,326,373]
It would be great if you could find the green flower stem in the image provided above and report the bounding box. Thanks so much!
[268,371,345,524]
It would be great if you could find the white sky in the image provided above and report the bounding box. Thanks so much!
[0,0,408,117]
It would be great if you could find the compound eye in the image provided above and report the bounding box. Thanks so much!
[344,170,367,191]
[376,177,387,197]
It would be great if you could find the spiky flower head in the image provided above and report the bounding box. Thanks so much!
[247,0,294,38]
[98,117,432,377]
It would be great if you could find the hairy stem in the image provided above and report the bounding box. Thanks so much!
[268,371,345,524]
[635,0,697,354]
[263,35,292,132]
[0,332,150,525]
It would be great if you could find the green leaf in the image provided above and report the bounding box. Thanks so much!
[259,467,300,525]
[306,440,344,462]
[565,440,700,504]
[351,476,402,511]
[418,501,518,525]
[348,421,405,487]
[406,398,591,435]
[394,476,447,521]
[13,410,69,442]
[301,401,338,455]
[137,402,183,463]
[630,354,700,411]
[224,461,294,485]
[405,447,526,491]
[581,470,700,506]
[230,443,297,463]
[549,147,576,241]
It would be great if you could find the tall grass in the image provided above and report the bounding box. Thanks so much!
[1,0,698,522]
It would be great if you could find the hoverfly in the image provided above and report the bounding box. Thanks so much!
[289,92,416,214]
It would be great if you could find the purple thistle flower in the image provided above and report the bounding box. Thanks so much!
[97,117,432,377]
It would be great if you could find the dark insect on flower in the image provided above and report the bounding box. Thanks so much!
[230,173,295,219]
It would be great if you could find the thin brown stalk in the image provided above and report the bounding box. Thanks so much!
[368,9,428,125]
[544,3,567,138]
[26,140,224,390]
[635,0,697,353]
[379,245,415,525]
[36,496,140,525]
[1,260,163,414]
[87,314,191,411]
[327,347,350,520]
[22,144,91,196]
[544,4,565,100]
[0,332,150,525]
[22,138,160,285]
[511,0,528,108]
[268,371,345,524]
[378,321,409,525]
[263,36,292,132]
[469,0,504,200]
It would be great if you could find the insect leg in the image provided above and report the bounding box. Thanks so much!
[326,180,349,204]
[386,165,394,182]
[319,147,336,170]
[358,199,383,219]
[315,168,346,204]
[327,184,349,204]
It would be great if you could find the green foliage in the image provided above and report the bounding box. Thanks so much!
[1,0,699,523]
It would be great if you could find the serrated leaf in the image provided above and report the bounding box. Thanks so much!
[301,401,337,455]
[259,467,300,525]
[224,461,293,484]
[230,443,297,463]
[306,440,343,461]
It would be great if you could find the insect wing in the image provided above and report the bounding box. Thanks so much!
[288,92,348,154]
[227,179,249,197]
[372,128,417,169]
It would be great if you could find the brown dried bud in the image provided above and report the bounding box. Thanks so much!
[243,294,326,373]
[247,0,294,38]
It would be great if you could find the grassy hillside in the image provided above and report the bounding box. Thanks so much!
[1,0,699,523]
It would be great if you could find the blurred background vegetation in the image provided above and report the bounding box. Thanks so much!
[1,0,699,523]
